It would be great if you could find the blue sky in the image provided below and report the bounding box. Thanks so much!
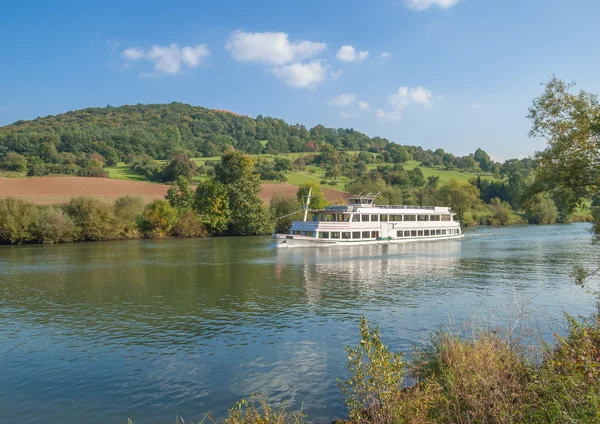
[1,0,599,160]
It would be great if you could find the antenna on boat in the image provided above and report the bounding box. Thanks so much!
[302,187,312,222]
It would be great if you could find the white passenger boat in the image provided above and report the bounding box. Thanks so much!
[273,192,463,247]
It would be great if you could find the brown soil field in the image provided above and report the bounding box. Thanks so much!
[0,177,345,205]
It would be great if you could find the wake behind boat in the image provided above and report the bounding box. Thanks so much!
[273,192,463,247]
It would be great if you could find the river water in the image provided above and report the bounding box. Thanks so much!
[1,224,599,423]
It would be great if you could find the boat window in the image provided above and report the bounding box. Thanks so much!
[331,232,341,239]
[424,230,430,236]
[371,231,379,239]
[352,231,361,239]
[418,230,423,236]
[411,230,417,237]
[431,215,441,221]
[442,229,447,235]
[342,232,351,239]
[361,215,369,222]
[441,215,451,222]
[319,232,329,239]
[436,229,441,235]
[417,215,429,221]
[397,230,403,237]
[309,232,316,237]
[362,231,371,239]
[404,230,410,237]
[389,215,400,221]
[337,215,345,222]
[371,215,379,222]
[404,215,416,222]
[380,214,388,222]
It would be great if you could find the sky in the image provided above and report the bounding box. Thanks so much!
[1,0,599,160]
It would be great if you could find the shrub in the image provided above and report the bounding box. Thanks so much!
[138,199,178,238]
[114,195,145,238]
[35,207,80,243]
[166,176,195,210]
[64,196,121,241]
[160,154,198,183]
[0,152,27,172]
[0,197,38,244]
[77,166,108,178]
[171,210,208,238]
[523,193,559,224]
[222,393,304,424]
[270,193,302,234]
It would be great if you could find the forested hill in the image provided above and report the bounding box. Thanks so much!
[0,102,395,160]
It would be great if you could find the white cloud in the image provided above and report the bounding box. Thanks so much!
[405,0,460,11]
[376,109,401,122]
[377,86,436,121]
[332,93,356,107]
[331,70,343,81]
[225,30,325,66]
[122,44,209,76]
[380,51,391,59]
[340,111,359,118]
[336,45,369,62]
[271,61,328,88]
[358,101,370,110]
[0,106,7,112]
[470,102,481,110]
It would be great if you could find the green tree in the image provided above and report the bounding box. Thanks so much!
[527,77,600,219]
[387,144,410,164]
[270,193,302,234]
[0,152,27,172]
[408,167,426,187]
[160,154,198,182]
[214,150,271,235]
[297,182,329,210]
[138,199,178,238]
[166,176,195,210]
[194,180,231,234]
[114,195,145,238]
[473,148,492,172]
[436,178,481,223]
[0,197,39,244]
[273,156,293,173]
[523,193,559,224]
[35,206,80,243]
[64,196,121,241]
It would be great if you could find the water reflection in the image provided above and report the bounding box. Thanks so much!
[0,224,598,423]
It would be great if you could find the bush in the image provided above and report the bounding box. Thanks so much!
[77,166,108,178]
[523,193,559,224]
[270,193,302,234]
[171,210,208,238]
[35,207,80,243]
[138,199,178,238]
[0,152,27,172]
[0,197,38,244]
[160,154,198,183]
[114,195,145,238]
[64,196,121,241]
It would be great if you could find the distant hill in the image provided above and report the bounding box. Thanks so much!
[0,102,394,160]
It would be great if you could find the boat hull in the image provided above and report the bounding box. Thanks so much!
[272,233,464,247]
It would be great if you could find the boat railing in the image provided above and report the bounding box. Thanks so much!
[369,205,437,210]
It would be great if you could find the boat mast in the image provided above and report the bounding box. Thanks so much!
[303,187,312,222]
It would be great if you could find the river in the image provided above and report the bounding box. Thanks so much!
[0,223,598,423]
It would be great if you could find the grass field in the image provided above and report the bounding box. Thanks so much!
[105,152,498,191]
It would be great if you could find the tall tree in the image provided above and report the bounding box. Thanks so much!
[435,178,481,223]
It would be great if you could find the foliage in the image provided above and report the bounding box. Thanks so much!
[114,195,146,238]
[0,152,27,171]
[194,180,231,234]
[161,154,198,182]
[223,393,304,424]
[523,193,559,224]
[0,197,39,244]
[527,77,600,218]
[270,193,302,234]
[296,182,329,210]
[35,206,80,243]
[338,317,405,424]
[166,176,195,210]
[486,197,525,226]
[64,196,122,241]
[171,210,208,238]
[435,178,481,222]
[138,199,178,238]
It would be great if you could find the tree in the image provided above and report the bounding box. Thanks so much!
[427,176,440,188]
[64,196,121,241]
[436,178,481,223]
[527,77,600,217]
[270,193,302,234]
[214,150,271,235]
[194,180,231,234]
[114,195,145,237]
[160,154,198,182]
[0,152,27,172]
[273,156,293,172]
[474,148,492,172]
[138,199,178,238]
[387,144,410,164]
[408,167,426,187]
[0,197,39,243]
[297,182,329,210]
[166,176,195,210]
[522,193,559,224]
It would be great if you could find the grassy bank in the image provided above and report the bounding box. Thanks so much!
[161,313,600,424]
